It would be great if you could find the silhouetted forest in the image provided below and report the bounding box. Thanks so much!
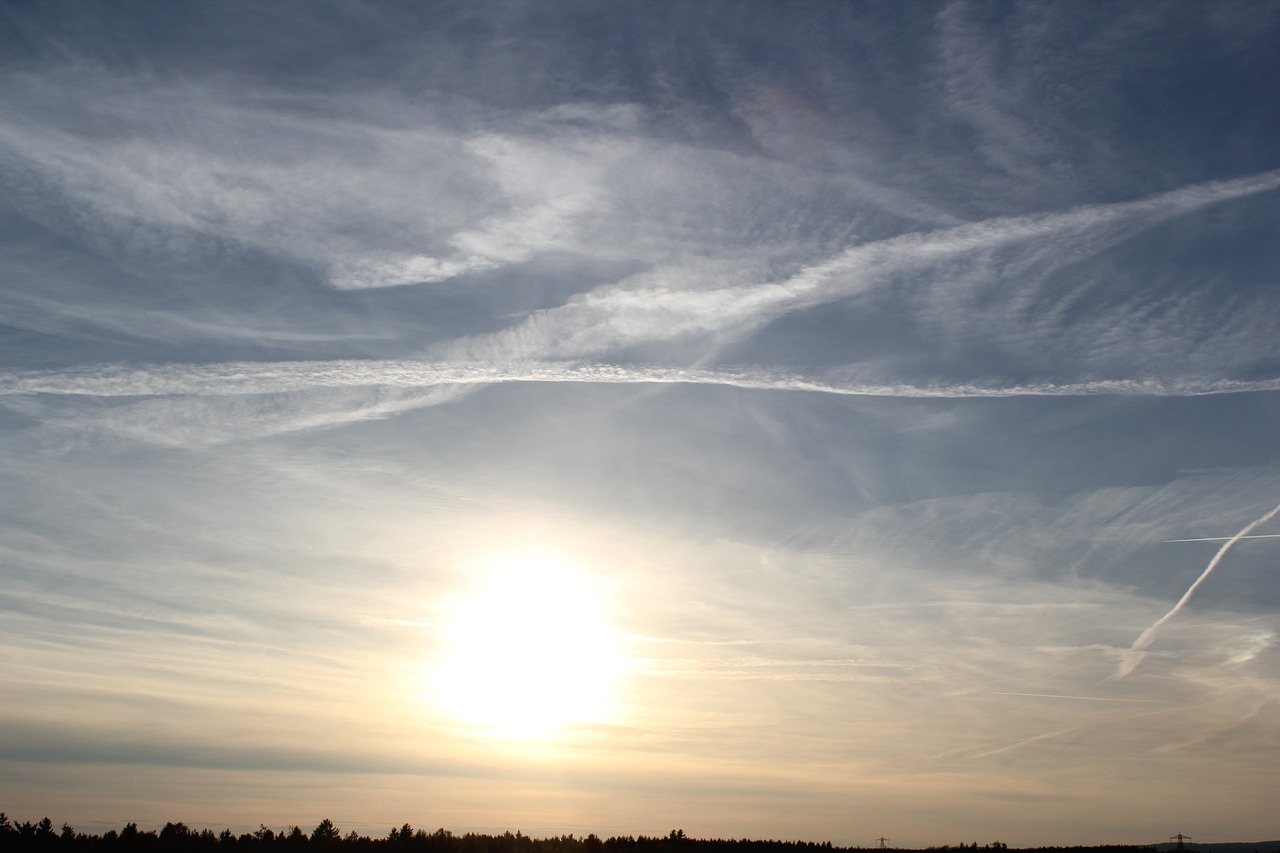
[0,815,1164,853]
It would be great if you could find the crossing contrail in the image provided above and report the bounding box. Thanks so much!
[1163,533,1280,543]
[1117,500,1280,678]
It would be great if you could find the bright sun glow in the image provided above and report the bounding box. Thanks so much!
[431,551,625,739]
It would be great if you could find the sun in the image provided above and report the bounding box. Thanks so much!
[430,551,625,739]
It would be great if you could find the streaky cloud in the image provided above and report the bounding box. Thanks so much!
[4,359,1280,401]
[930,727,1081,761]
[990,692,1165,704]
[969,727,1080,760]
[439,166,1280,363]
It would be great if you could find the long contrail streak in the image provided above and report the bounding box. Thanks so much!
[991,691,1164,703]
[3,360,1280,400]
[1117,500,1280,678]
[1163,533,1280,543]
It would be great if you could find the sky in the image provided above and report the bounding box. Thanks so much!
[2,0,1280,847]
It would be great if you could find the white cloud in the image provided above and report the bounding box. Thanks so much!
[6,359,1280,403]
[439,167,1280,368]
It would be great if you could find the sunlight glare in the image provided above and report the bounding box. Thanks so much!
[431,551,625,739]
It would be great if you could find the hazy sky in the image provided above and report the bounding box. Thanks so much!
[2,1,1279,846]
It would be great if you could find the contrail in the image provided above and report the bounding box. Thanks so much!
[991,691,1164,703]
[1117,500,1280,678]
[1163,533,1280,543]
[3,359,1280,399]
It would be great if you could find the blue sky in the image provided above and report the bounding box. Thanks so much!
[2,1,1279,846]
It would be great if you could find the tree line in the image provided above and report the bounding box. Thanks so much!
[0,815,1158,853]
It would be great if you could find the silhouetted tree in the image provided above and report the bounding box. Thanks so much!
[312,821,340,847]
[162,822,194,850]
[0,815,1176,853]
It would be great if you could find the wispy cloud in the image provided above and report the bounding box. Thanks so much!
[989,692,1165,704]
[4,2,1280,842]
[439,167,1280,366]
[0,79,635,291]
[635,655,915,683]
[935,727,1082,762]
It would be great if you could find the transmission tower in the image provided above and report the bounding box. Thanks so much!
[877,839,889,850]
[1170,835,1192,851]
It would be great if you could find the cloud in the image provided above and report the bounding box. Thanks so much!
[3,4,1280,843]
[989,693,1165,704]
[0,77,626,291]
[5,359,1279,401]
[329,129,636,288]
[4,351,1278,448]
[5,65,1277,412]
[439,167,1280,367]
